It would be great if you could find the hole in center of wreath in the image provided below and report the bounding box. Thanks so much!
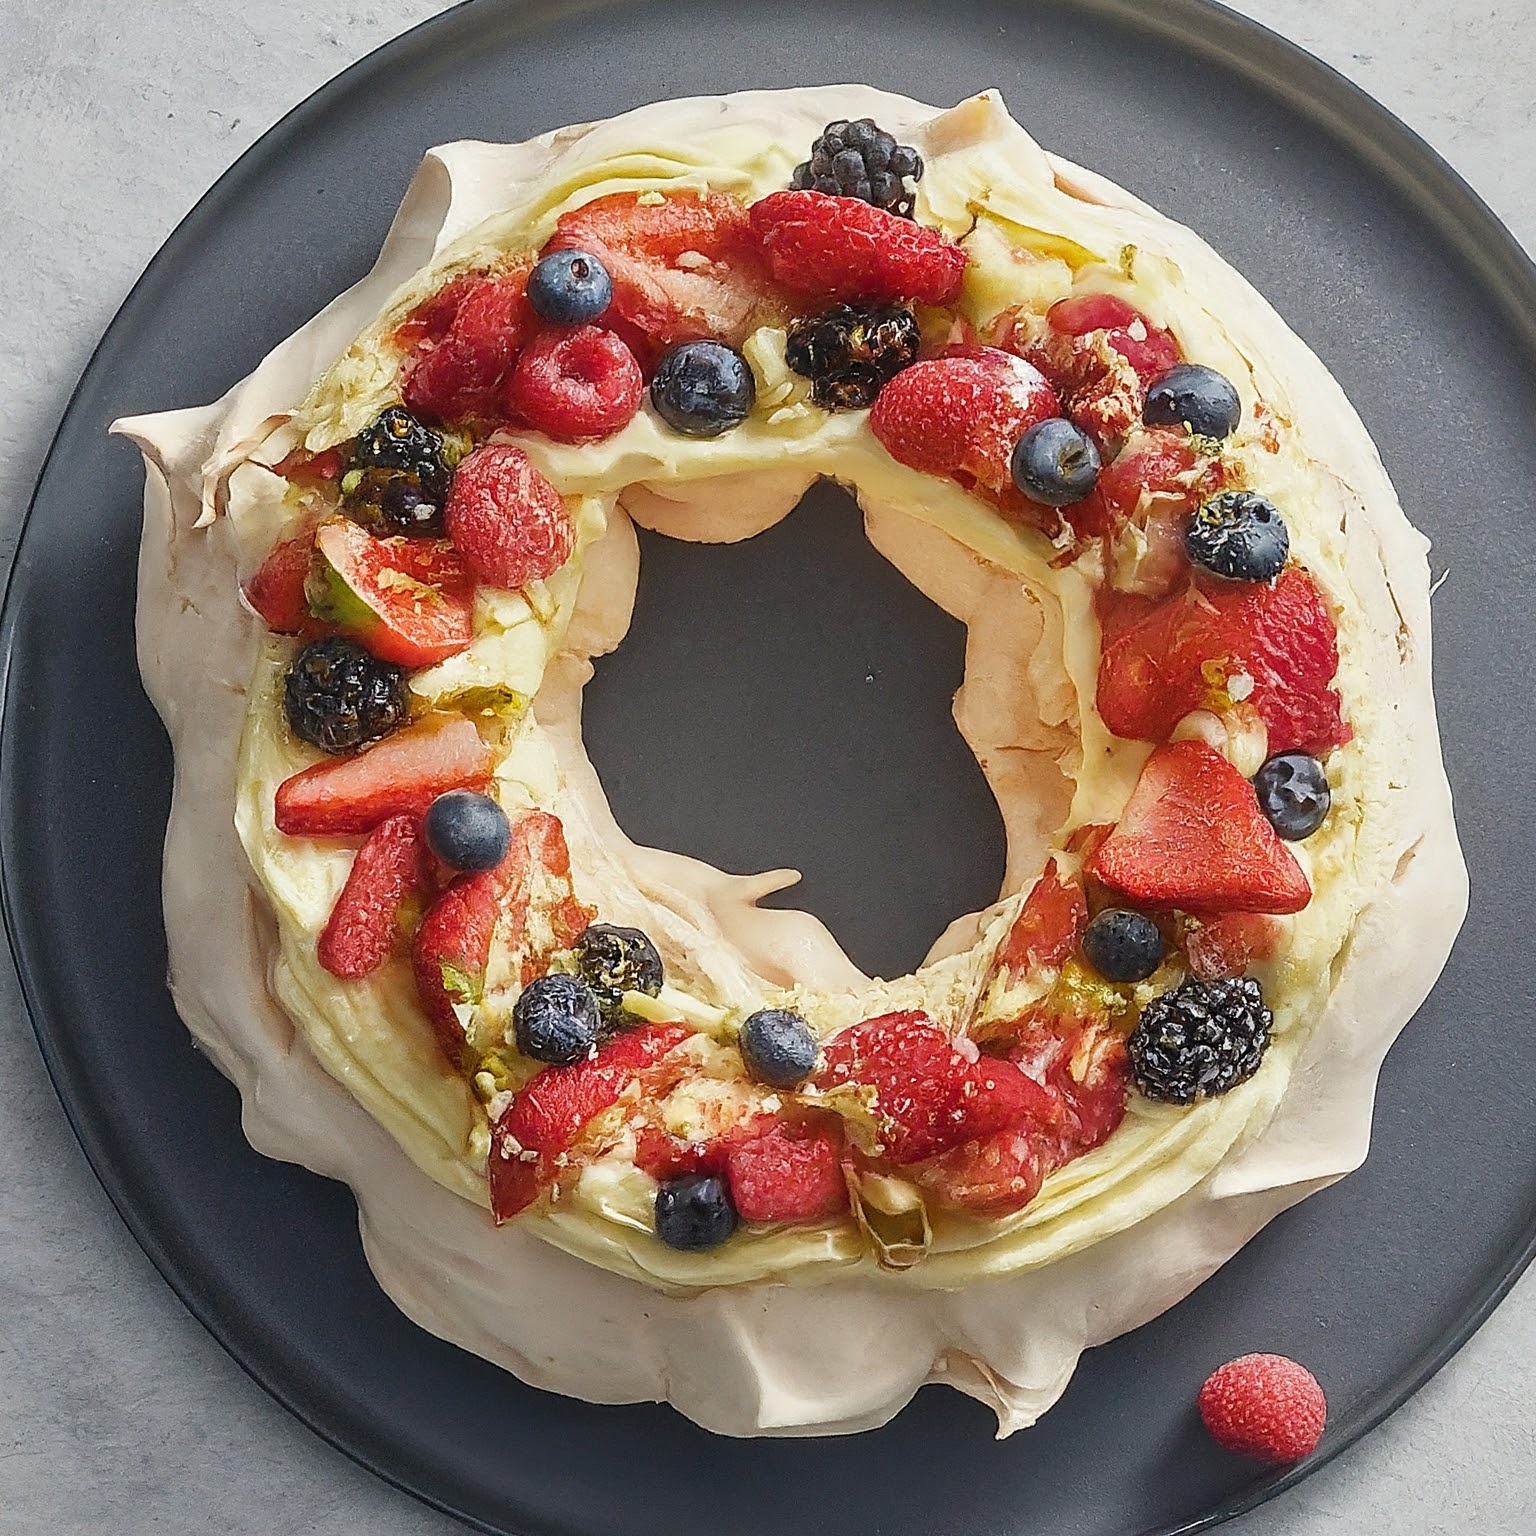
[582,480,1007,981]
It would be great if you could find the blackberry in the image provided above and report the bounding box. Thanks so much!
[784,303,921,410]
[345,406,454,534]
[1128,976,1272,1105]
[573,924,664,1029]
[1186,491,1290,583]
[790,118,924,218]
[283,635,409,755]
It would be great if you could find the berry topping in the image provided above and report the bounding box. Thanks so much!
[650,339,756,436]
[1129,975,1272,1103]
[749,190,966,306]
[1068,426,1222,544]
[1184,912,1281,981]
[424,789,511,873]
[245,517,319,634]
[275,714,493,837]
[1082,908,1165,983]
[816,1011,1052,1164]
[1010,417,1102,506]
[307,519,475,668]
[655,1173,738,1251]
[489,1023,692,1219]
[869,347,1061,518]
[401,269,532,425]
[572,922,664,1027]
[784,302,921,409]
[443,442,575,589]
[505,325,644,444]
[1253,752,1332,841]
[526,248,614,325]
[738,1008,819,1087]
[352,405,453,498]
[995,862,1088,977]
[1044,293,1181,384]
[789,118,924,218]
[1090,739,1312,915]
[1143,363,1242,440]
[513,972,604,1065]
[1097,568,1347,757]
[344,468,449,538]
[283,635,409,755]
[725,1118,846,1223]
[316,814,429,980]
[1187,490,1290,582]
[1198,1354,1327,1463]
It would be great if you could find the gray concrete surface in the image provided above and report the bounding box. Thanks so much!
[1,1,1532,1531]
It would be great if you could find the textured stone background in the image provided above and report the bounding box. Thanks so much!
[1,2,1532,1531]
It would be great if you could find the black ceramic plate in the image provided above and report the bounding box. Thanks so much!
[4,0,1534,1532]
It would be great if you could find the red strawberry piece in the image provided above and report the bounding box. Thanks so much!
[1096,567,1348,757]
[1046,293,1181,384]
[316,814,430,980]
[244,515,319,634]
[815,1011,1052,1164]
[1069,426,1223,544]
[995,860,1088,977]
[443,443,575,590]
[726,1116,847,1223]
[749,190,967,306]
[1090,739,1311,915]
[308,518,474,668]
[632,1124,734,1181]
[1198,1353,1327,1463]
[274,713,492,837]
[544,192,768,366]
[489,1023,694,1220]
[868,347,1061,522]
[391,271,482,349]
[505,326,644,443]
[270,445,345,482]
[913,1125,1048,1217]
[1185,911,1282,980]
[412,809,591,1056]
[402,269,532,425]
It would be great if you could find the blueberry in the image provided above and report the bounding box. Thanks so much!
[1082,908,1166,984]
[739,1008,818,1087]
[1186,491,1290,581]
[1010,417,1102,506]
[650,341,756,437]
[512,973,602,1065]
[654,1173,737,1251]
[424,790,511,873]
[1253,752,1331,840]
[1144,364,1242,439]
[526,249,614,325]
[574,923,663,1026]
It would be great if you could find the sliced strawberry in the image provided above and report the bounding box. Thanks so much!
[996,861,1087,978]
[1046,294,1181,384]
[244,514,320,634]
[1097,567,1347,757]
[391,271,482,349]
[749,190,967,306]
[505,325,644,443]
[1069,425,1224,544]
[489,1023,693,1220]
[1090,739,1311,915]
[632,1123,735,1181]
[726,1117,847,1223]
[868,347,1061,525]
[306,518,474,667]
[317,814,430,980]
[401,268,532,425]
[443,443,575,590]
[274,714,492,837]
[544,192,768,367]
[411,809,590,1057]
[815,1010,1052,1165]
[1185,911,1282,980]
[913,1125,1049,1216]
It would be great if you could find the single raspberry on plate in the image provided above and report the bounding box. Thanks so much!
[505,325,644,443]
[1198,1353,1327,1463]
[869,346,1060,518]
[749,190,966,306]
[317,814,430,980]
[444,443,575,589]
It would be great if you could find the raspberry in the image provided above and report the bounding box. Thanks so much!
[505,326,644,443]
[443,443,575,589]
[749,190,966,306]
[726,1118,847,1223]
[401,270,531,424]
[1198,1353,1327,1463]
[317,815,429,980]
[868,347,1060,518]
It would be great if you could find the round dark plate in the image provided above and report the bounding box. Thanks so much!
[4,0,1533,1532]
